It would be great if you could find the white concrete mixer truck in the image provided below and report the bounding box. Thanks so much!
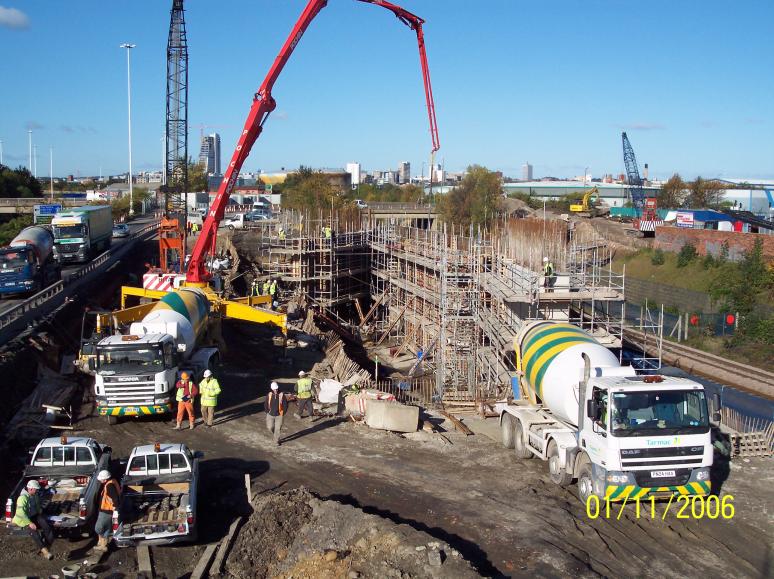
[92,288,219,424]
[496,321,717,504]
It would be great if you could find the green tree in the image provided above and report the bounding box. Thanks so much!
[281,166,345,213]
[710,238,774,344]
[187,161,208,192]
[439,165,501,228]
[659,173,685,208]
[0,215,34,245]
[0,164,42,198]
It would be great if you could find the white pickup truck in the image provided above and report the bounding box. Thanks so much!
[113,443,200,547]
[4,437,112,536]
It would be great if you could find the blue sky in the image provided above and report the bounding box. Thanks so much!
[0,0,772,181]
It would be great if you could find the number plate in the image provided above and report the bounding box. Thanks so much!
[651,470,676,478]
[123,407,138,414]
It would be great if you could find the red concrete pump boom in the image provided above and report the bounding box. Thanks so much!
[186,0,439,284]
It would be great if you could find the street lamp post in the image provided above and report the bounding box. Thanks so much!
[120,43,136,216]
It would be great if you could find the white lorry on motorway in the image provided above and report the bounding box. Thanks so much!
[113,442,200,547]
[92,288,218,424]
[497,321,717,503]
[51,205,113,263]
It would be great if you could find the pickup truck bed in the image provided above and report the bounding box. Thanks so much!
[115,480,194,546]
[20,467,94,530]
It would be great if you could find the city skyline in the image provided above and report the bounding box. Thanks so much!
[0,1,772,181]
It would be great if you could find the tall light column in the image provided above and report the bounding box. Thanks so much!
[120,43,136,216]
[28,130,32,171]
[0,139,4,164]
[49,146,54,200]
[33,145,38,178]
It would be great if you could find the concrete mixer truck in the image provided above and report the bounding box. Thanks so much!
[0,226,60,296]
[92,288,219,424]
[496,321,718,504]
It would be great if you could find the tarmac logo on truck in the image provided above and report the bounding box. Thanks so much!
[647,437,681,447]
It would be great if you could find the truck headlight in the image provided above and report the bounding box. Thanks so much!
[695,468,710,481]
[606,473,629,484]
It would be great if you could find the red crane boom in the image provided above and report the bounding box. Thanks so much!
[186,0,439,284]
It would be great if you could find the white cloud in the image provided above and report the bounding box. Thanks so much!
[0,6,30,29]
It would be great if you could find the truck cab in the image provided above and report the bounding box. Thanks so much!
[0,246,41,295]
[5,437,111,534]
[578,375,713,502]
[113,443,200,547]
[93,333,177,423]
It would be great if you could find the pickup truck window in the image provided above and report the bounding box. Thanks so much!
[76,447,93,463]
[53,447,76,464]
[128,453,190,475]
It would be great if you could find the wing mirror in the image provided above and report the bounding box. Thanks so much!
[586,400,598,421]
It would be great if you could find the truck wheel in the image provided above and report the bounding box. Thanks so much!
[500,414,515,449]
[228,225,235,231]
[547,440,573,486]
[513,419,532,459]
[107,415,119,425]
[577,460,595,504]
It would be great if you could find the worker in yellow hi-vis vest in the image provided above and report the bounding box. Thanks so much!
[295,370,314,419]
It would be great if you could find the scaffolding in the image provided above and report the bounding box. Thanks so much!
[238,213,658,406]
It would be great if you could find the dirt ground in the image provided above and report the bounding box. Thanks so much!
[226,487,478,578]
[0,321,772,578]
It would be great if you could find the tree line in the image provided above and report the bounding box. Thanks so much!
[657,174,729,209]
[0,164,42,198]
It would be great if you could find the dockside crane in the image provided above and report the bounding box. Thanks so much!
[185,0,440,286]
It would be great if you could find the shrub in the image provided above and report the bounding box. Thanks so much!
[677,243,698,267]
[701,253,716,269]
[650,249,665,266]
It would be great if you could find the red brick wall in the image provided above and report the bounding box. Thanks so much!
[655,227,774,262]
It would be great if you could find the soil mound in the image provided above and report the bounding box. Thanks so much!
[225,487,480,579]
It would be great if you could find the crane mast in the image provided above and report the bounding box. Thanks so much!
[186,0,439,284]
[622,131,645,212]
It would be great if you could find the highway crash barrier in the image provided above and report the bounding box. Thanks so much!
[0,221,159,339]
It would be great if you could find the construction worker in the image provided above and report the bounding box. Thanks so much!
[295,370,314,419]
[199,369,221,428]
[93,470,120,552]
[12,480,53,559]
[174,371,198,430]
[251,278,259,296]
[323,225,332,242]
[264,382,288,445]
[543,257,555,292]
[278,227,286,241]
[262,279,271,296]
[269,279,278,299]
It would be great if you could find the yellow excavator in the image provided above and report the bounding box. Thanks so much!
[569,187,609,218]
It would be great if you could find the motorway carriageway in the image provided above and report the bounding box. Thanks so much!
[0,216,157,316]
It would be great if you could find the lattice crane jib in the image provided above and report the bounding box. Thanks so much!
[621,131,644,212]
[165,0,188,221]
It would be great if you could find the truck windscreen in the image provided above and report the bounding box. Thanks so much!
[611,390,709,436]
[0,250,29,269]
[97,346,165,371]
[53,225,85,239]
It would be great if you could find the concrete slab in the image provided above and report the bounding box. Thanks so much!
[365,400,419,433]
[459,416,501,442]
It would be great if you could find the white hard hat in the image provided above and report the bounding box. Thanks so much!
[203,369,212,378]
[97,470,111,482]
[298,370,306,377]
[26,480,41,490]
[270,381,279,390]
[543,257,549,262]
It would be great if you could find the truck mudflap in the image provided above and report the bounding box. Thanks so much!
[604,481,711,501]
[99,403,172,417]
